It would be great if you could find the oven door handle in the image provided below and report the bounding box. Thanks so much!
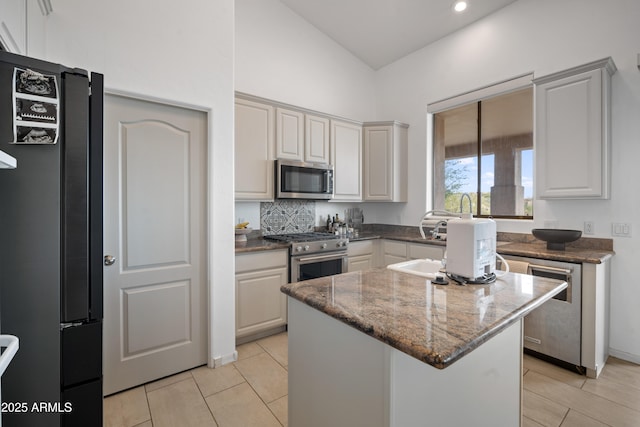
[296,253,345,263]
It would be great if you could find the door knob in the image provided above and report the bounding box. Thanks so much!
[104,255,117,266]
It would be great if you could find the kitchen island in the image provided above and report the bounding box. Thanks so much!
[281,268,567,427]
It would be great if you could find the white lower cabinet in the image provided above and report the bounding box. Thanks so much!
[382,240,408,266]
[382,240,444,267]
[347,240,375,272]
[235,250,288,341]
[408,243,444,261]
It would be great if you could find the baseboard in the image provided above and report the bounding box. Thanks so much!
[609,347,640,365]
[209,350,238,368]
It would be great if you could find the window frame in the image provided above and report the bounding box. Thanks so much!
[428,74,534,220]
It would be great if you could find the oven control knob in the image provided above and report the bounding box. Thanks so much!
[296,246,303,252]
[304,245,310,251]
[321,243,327,249]
[337,241,344,247]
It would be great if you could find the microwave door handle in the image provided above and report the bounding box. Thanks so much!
[325,170,331,193]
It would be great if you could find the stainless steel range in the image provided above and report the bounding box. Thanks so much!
[264,232,348,282]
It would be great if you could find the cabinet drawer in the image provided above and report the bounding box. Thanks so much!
[383,240,406,257]
[348,240,374,257]
[236,249,288,273]
[408,243,444,260]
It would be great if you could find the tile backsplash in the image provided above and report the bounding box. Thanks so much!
[260,200,315,235]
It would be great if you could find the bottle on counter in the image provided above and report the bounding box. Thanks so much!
[326,214,332,231]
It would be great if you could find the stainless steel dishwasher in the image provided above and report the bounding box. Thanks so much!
[502,255,582,370]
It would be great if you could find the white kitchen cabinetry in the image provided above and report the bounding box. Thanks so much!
[382,240,407,266]
[534,58,616,199]
[347,240,376,272]
[235,98,275,201]
[382,240,444,267]
[235,249,288,342]
[0,0,26,54]
[331,119,363,201]
[363,121,408,202]
[408,243,444,261]
[276,107,330,164]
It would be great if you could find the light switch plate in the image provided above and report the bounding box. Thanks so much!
[612,223,632,237]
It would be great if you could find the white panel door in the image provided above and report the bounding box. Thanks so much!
[103,94,207,395]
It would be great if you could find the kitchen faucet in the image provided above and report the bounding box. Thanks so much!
[459,193,473,215]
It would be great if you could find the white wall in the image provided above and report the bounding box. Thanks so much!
[234,0,377,230]
[40,0,237,366]
[374,0,640,361]
[235,0,376,121]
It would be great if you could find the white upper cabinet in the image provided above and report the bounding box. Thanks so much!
[276,108,304,160]
[235,98,275,201]
[363,122,408,202]
[0,0,26,54]
[534,58,616,199]
[331,120,362,201]
[305,114,330,164]
[276,108,330,164]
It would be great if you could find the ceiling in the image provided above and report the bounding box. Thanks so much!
[279,0,519,70]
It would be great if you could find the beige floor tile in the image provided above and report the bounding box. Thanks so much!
[524,371,640,427]
[147,378,217,427]
[236,341,265,360]
[523,354,586,388]
[133,422,153,427]
[145,370,193,393]
[582,376,640,412]
[257,332,288,367]
[103,386,150,427]
[192,363,247,397]
[523,389,568,427]
[268,395,288,427]
[560,409,610,427]
[523,416,545,427]
[599,357,640,390]
[234,352,288,403]
[206,382,281,427]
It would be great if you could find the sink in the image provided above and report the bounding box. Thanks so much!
[387,258,444,279]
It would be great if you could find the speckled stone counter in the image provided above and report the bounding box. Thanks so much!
[281,267,567,369]
[234,238,289,253]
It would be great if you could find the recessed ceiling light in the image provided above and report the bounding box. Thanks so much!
[453,1,468,13]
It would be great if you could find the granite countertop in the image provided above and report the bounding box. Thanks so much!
[236,224,614,263]
[281,268,567,369]
[351,225,614,264]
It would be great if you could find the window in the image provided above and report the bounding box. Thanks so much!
[431,84,533,219]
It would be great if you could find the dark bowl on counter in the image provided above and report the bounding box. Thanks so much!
[532,228,582,251]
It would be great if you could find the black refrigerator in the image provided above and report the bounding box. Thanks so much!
[0,51,103,426]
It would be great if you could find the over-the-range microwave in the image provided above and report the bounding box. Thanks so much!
[276,159,334,200]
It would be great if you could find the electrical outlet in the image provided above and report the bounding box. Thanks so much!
[584,221,594,235]
[612,223,632,237]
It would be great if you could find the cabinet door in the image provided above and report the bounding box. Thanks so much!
[364,126,393,201]
[535,59,614,199]
[331,120,363,201]
[236,267,288,338]
[276,108,304,161]
[235,99,275,200]
[305,114,330,164]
